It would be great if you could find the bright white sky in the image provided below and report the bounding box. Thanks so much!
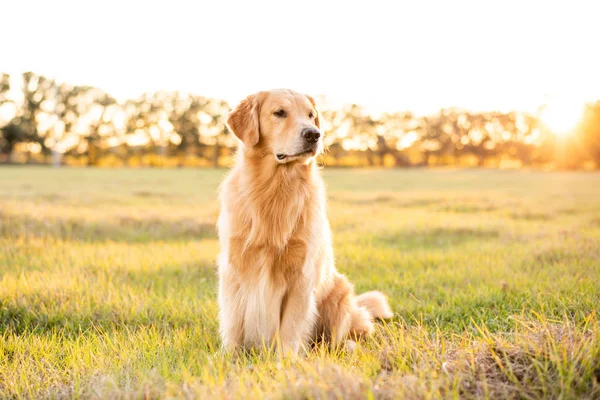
[1,0,599,115]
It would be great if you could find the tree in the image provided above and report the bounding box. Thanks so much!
[52,85,119,166]
[201,98,231,167]
[319,106,349,164]
[167,93,207,162]
[417,112,454,166]
[375,112,416,166]
[462,112,496,167]
[2,69,598,169]
[124,93,173,165]
[0,73,16,159]
[343,104,381,166]
[0,73,9,105]
[578,101,600,166]
[0,72,60,162]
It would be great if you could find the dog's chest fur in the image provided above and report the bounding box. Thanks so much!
[217,161,325,345]
[221,161,322,286]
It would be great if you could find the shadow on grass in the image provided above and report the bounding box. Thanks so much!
[0,301,219,337]
[508,211,555,221]
[438,204,499,213]
[589,217,600,227]
[91,260,218,292]
[388,288,599,335]
[0,212,216,243]
[0,261,219,336]
[329,195,442,208]
[375,227,501,251]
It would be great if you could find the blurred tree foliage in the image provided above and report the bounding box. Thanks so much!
[0,71,599,169]
[577,101,600,166]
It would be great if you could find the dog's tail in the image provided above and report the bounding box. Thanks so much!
[356,291,393,320]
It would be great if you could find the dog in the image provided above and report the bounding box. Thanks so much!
[217,89,392,355]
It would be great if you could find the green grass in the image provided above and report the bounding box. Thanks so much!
[1,167,599,399]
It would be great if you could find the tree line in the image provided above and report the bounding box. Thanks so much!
[1,72,599,168]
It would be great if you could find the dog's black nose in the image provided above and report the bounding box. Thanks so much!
[301,127,321,143]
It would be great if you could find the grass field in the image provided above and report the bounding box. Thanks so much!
[1,167,599,399]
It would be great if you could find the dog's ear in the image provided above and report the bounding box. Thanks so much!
[306,95,320,128]
[227,93,260,147]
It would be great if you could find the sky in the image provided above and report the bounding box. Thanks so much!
[1,0,599,115]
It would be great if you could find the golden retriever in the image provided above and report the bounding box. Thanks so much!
[217,89,392,355]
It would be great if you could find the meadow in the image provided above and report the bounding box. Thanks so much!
[1,166,599,399]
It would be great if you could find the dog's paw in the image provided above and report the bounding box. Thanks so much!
[345,339,357,353]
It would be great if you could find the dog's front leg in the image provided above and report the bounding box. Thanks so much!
[277,278,317,356]
[218,273,244,352]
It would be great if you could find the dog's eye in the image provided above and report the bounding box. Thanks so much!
[308,111,315,119]
[273,109,287,118]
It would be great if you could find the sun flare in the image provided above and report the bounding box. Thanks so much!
[540,99,585,135]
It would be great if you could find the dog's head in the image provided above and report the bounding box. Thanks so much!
[226,89,322,164]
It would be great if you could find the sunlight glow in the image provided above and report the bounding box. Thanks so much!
[540,99,585,135]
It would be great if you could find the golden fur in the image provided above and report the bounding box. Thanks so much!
[217,89,392,355]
